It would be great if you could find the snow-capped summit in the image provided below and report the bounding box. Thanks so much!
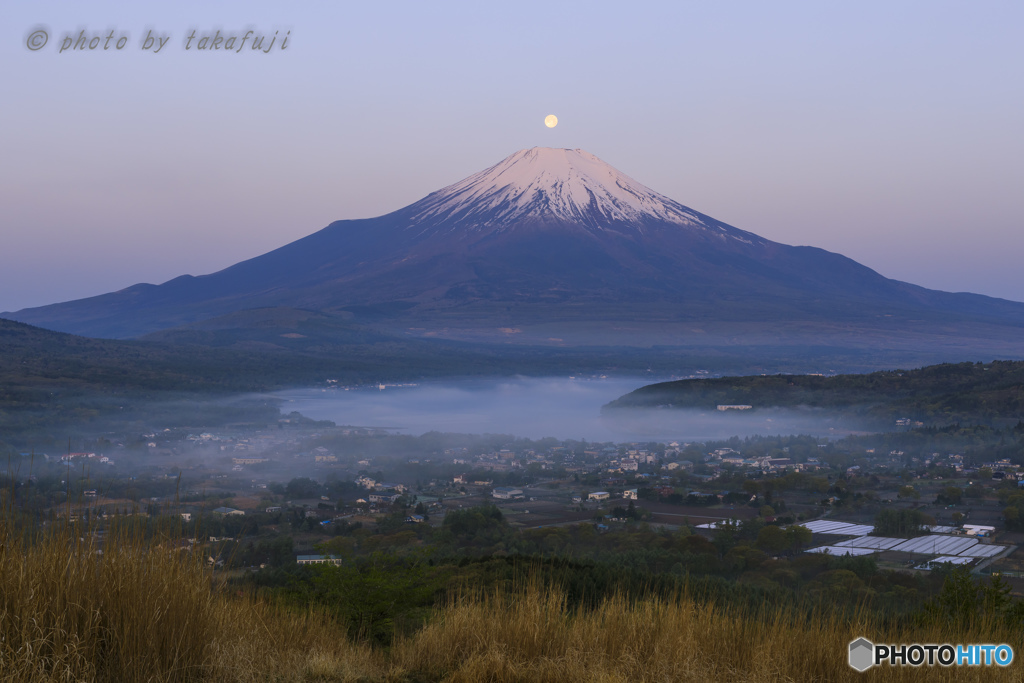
[403,148,759,243]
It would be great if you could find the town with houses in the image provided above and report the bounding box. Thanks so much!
[20,410,1024,590]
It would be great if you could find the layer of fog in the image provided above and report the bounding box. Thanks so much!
[273,377,870,442]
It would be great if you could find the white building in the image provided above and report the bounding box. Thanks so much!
[368,492,401,505]
[296,555,343,566]
[492,486,524,500]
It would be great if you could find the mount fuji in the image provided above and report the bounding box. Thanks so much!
[8,147,1024,360]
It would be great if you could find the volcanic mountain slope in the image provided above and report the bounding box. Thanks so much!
[8,147,1024,353]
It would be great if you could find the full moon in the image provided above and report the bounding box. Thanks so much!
[544,114,558,128]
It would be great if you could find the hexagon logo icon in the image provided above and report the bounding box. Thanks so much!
[849,637,874,672]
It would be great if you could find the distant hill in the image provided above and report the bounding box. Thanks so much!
[0,316,246,393]
[7,147,1024,365]
[0,312,525,395]
[604,360,1024,425]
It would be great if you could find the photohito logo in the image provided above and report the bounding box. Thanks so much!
[849,637,1013,671]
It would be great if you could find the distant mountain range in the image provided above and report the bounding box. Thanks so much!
[8,147,1024,363]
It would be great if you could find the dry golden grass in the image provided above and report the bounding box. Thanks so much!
[0,506,382,683]
[204,599,383,683]
[392,584,1024,682]
[4,501,1022,682]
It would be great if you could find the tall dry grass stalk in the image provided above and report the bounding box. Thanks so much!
[0,501,381,683]
[393,582,1024,682]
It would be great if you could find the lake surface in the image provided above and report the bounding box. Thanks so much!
[273,377,854,443]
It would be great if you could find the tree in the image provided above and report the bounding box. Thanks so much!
[964,484,986,499]
[756,525,790,554]
[786,524,812,550]
[898,485,920,500]
[874,508,928,537]
[809,477,830,494]
[928,566,978,624]
[307,562,438,646]
[981,574,1013,617]
[936,487,962,505]
[441,504,509,549]
[285,477,321,499]
[712,519,738,556]
[734,516,763,540]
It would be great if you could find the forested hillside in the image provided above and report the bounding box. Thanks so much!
[605,361,1024,425]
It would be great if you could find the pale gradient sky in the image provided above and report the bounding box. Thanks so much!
[2,1,1022,313]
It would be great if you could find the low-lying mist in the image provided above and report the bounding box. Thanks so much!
[601,405,874,441]
[273,377,874,442]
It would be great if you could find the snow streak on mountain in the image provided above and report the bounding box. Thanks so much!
[402,148,765,244]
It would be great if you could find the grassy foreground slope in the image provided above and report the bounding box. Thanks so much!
[3,511,1023,682]
[605,360,1024,425]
